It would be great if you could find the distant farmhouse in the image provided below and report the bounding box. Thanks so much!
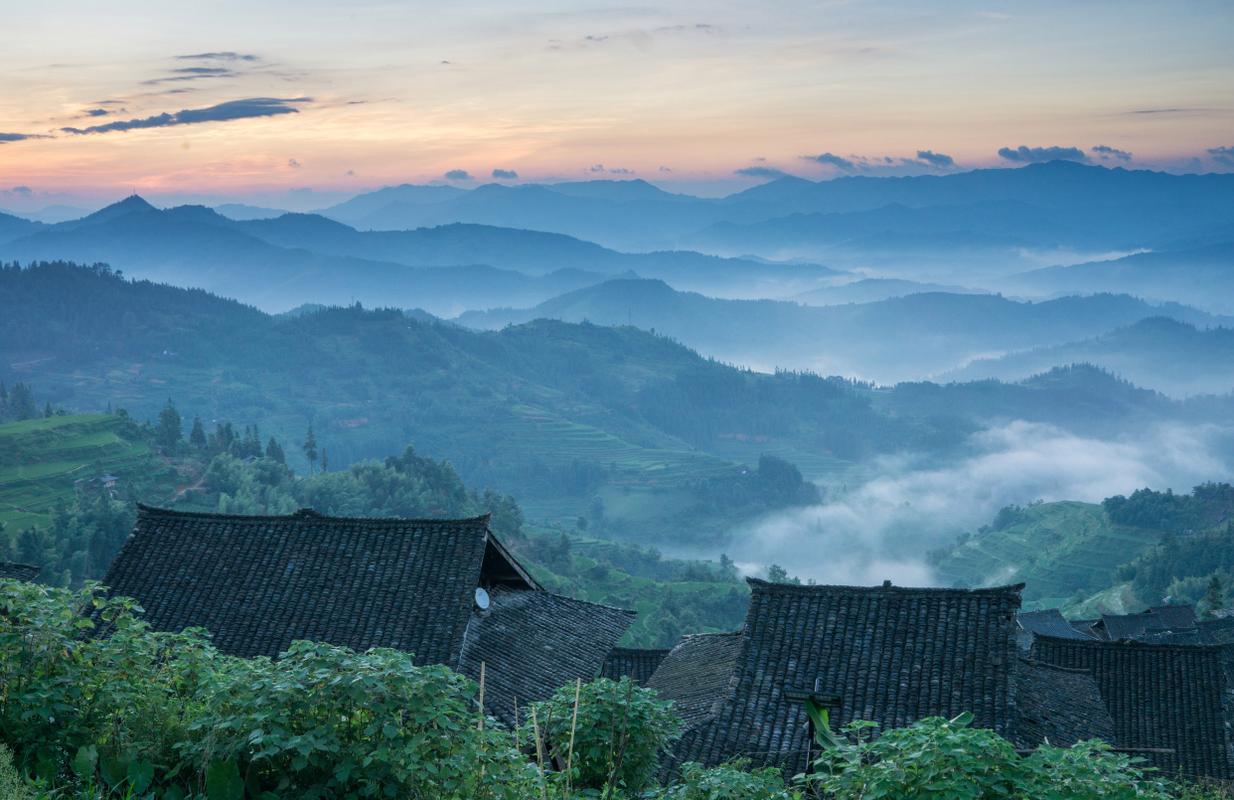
[0,562,39,582]
[103,505,633,724]
[641,580,1232,781]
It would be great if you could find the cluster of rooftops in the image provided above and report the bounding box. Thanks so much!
[3,505,1233,780]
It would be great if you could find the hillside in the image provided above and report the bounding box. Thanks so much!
[1006,243,1234,314]
[929,500,1165,606]
[0,413,181,533]
[944,317,1234,396]
[458,278,1232,381]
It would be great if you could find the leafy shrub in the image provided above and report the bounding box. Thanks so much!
[523,677,682,794]
[809,713,1176,799]
[0,743,35,800]
[658,760,799,799]
[182,640,540,800]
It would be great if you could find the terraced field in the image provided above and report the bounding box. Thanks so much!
[0,414,181,532]
[931,500,1166,606]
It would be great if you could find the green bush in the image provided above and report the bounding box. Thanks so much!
[0,580,538,799]
[809,713,1176,799]
[0,743,35,800]
[658,760,799,799]
[523,677,682,795]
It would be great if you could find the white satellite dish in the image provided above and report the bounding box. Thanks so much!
[474,586,491,611]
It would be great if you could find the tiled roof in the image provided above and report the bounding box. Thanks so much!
[458,588,634,726]
[1012,658,1116,749]
[1148,604,1197,630]
[647,632,744,729]
[663,580,1024,775]
[1016,609,1094,649]
[602,647,671,685]
[1031,635,1232,779]
[103,505,513,664]
[0,562,39,582]
[1094,605,1198,642]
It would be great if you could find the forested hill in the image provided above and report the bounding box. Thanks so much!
[0,261,923,541]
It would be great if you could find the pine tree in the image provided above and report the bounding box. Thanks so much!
[189,416,207,449]
[320,447,329,473]
[302,425,318,474]
[8,383,37,421]
[1204,574,1225,619]
[155,399,183,449]
[265,436,286,464]
[43,401,53,418]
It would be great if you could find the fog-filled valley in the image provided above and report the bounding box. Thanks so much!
[4,161,1234,609]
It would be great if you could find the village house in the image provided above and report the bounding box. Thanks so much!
[0,562,39,582]
[102,505,634,724]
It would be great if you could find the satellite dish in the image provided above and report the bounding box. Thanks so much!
[474,587,491,611]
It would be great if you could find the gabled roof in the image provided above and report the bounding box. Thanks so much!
[103,505,530,664]
[1012,658,1116,749]
[458,588,634,726]
[1147,604,1197,631]
[1093,605,1198,642]
[1017,609,1094,643]
[1031,635,1232,779]
[647,632,744,729]
[602,647,671,686]
[0,562,40,582]
[662,580,1024,775]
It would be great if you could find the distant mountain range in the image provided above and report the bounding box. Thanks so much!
[943,317,1234,396]
[456,278,1233,381]
[794,278,987,306]
[1004,243,1234,314]
[0,196,837,312]
[314,163,1234,267]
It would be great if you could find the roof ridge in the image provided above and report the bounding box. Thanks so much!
[1034,633,1225,653]
[1017,656,1093,675]
[136,503,493,526]
[608,646,672,655]
[746,577,1026,596]
[491,586,637,617]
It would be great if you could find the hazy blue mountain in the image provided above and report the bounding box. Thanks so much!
[458,278,1232,382]
[0,198,610,313]
[0,211,43,243]
[213,203,290,221]
[1005,243,1234,313]
[318,183,468,224]
[942,317,1234,396]
[2,205,92,225]
[793,278,987,305]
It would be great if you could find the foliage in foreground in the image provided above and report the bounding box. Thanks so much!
[2,580,1229,799]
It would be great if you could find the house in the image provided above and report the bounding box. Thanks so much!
[1089,604,1198,642]
[1015,608,1095,650]
[1031,634,1232,779]
[102,505,634,724]
[0,562,39,582]
[601,647,671,685]
[651,579,1025,776]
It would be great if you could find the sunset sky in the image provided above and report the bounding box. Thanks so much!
[2,0,1232,210]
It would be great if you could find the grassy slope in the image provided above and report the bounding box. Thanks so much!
[932,501,1165,607]
[0,414,181,532]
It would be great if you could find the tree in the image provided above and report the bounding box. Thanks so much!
[155,399,182,450]
[1203,574,1225,619]
[43,401,53,418]
[320,448,329,473]
[7,383,37,421]
[265,436,286,464]
[302,425,318,474]
[189,416,207,449]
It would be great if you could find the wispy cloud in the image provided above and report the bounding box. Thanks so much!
[735,165,787,179]
[176,51,261,62]
[491,168,518,179]
[0,132,50,144]
[997,145,1087,163]
[61,97,310,135]
[444,169,472,180]
[1209,146,1234,167]
[143,66,237,85]
[587,163,634,175]
[804,151,857,170]
[915,149,954,168]
[1091,144,1132,162]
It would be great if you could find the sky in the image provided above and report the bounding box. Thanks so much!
[2,0,1233,210]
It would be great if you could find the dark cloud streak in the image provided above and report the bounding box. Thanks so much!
[61,97,309,135]
[997,145,1087,163]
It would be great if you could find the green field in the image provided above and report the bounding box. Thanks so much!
[0,414,181,533]
[932,500,1165,607]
